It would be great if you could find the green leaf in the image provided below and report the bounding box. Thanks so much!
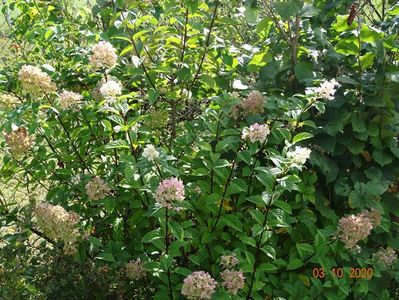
[310,152,338,184]
[387,4,399,15]
[293,132,313,144]
[169,221,184,241]
[245,251,255,267]
[244,5,257,25]
[335,39,359,55]
[273,0,303,19]
[351,115,366,132]
[277,174,301,192]
[296,243,314,260]
[120,44,133,56]
[105,140,130,149]
[273,200,292,215]
[103,197,115,213]
[294,62,313,84]
[257,263,278,272]
[142,229,161,243]
[300,4,320,17]
[287,258,303,270]
[373,150,393,166]
[360,53,375,70]
[360,24,383,44]
[45,28,55,40]
[96,252,115,262]
[185,0,199,13]
[261,245,276,260]
[223,214,243,232]
[332,15,357,32]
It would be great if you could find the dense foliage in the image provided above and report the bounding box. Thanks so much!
[0,0,399,299]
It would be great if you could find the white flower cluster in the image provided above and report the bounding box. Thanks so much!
[241,123,270,143]
[307,78,340,100]
[35,202,80,255]
[89,41,117,70]
[100,80,122,98]
[287,146,312,165]
[59,90,82,109]
[0,93,19,110]
[142,144,159,161]
[18,65,56,95]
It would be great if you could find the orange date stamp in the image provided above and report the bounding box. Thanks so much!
[312,267,373,279]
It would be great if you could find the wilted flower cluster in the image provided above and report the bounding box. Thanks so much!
[155,177,185,211]
[230,91,265,119]
[287,146,312,165]
[241,123,270,143]
[374,247,398,266]
[59,90,82,109]
[220,253,239,270]
[85,176,111,201]
[307,78,340,100]
[3,126,34,156]
[35,202,80,255]
[18,65,56,95]
[361,208,381,228]
[89,41,117,70]
[220,269,245,295]
[142,144,159,161]
[181,271,217,300]
[336,209,381,251]
[219,254,245,295]
[125,258,146,280]
[100,80,122,98]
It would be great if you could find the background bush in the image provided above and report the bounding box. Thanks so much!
[0,0,398,299]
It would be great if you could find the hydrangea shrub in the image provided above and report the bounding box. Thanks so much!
[0,0,398,299]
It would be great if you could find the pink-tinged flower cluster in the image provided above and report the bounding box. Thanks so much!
[336,209,381,251]
[181,271,217,300]
[125,258,146,280]
[35,202,80,255]
[89,41,117,70]
[220,269,245,295]
[18,65,56,95]
[3,126,34,156]
[230,91,265,119]
[220,253,239,270]
[155,177,185,211]
[59,90,82,110]
[374,247,398,266]
[85,176,111,201]
[241,123,270,143]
